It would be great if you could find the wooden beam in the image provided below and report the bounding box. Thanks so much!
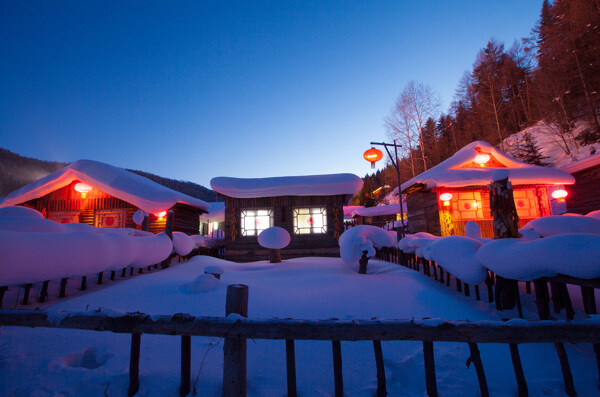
[286,340,297,397]
[468,343,489,397]
[180,335,191,397]
[128,332,141,397]
[373,340,386,397]
[332,340,343,397]
[509,343,528,397]
[423,341,437,396]
[223,284,248,397]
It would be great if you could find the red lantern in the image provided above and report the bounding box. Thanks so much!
[74,182,93,198]
[363,147,383,169]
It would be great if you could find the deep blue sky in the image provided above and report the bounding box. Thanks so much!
[1,1,542,188]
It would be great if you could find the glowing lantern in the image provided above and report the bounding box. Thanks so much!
[474,153,491,167]
[439,192,453,206]
[551,189,568,202]
[74,182,93,198]
[155,211,167,219]
[363,147,383,169]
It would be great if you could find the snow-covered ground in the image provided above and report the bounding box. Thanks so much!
[1,255,599,396]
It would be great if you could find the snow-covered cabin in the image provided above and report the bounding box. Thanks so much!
[352,203,407,231]
[560,152,600,215]
[0,160,210,234]
[399,141,575,238]
[199,202,225,238]
[210,174,363,261]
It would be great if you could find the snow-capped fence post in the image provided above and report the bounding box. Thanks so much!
[223,284,249,397]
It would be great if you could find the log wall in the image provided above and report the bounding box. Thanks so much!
[566,164,600,215]
[223,195,346,261]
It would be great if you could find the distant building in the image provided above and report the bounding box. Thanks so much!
[0,160,209,234]
[399,141,575,238]
[560,153,600,215]
[211,174,363,261]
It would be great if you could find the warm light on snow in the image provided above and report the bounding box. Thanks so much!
[155,211,167,219]
[551,189,568,200]
[473,153,490,165]
[439,192,453,202]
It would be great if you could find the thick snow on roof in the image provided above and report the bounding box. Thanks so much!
[559,152,600,174]
[211,173,363,198]
[400,141,575,192]
[353,203,407,217]
[0,160,210,213]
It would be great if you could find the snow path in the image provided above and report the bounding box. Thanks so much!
[1,256,598,396]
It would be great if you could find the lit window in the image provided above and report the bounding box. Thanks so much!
[293,207,327,234]
[241,209,273,236]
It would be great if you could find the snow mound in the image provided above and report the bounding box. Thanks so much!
[0,206,44,218]
[50,347,112,370]
[339,225,395,266]
[429,236,487,285]
[520,215,600,237]
[465,221,481,238]
[133,210,148,225]
[178,274,220,294]
[477,234,600,280]
[204,265,224,276]
[397,232,440,254]
[172,232,194,256]
[258,227,291,250]
[587,210,600,221]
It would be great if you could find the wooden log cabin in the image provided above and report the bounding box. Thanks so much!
[210,174,363,262]
[560,153,600,215]
[0,160,210,234]
[400,141,575,238]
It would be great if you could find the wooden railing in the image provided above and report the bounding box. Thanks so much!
[2,283,600,397]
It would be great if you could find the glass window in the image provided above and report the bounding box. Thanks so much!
[240,209,273,236]
[293,207,327,234]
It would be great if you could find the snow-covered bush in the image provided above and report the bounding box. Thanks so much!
[258,227,290,250]
[172,232,194,256]
[0,206,44,218]
[339,225,395,267]
[520,215,600,237]
[429,236,487,285]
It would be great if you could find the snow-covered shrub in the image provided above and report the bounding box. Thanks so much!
[339,225,395,266]
[172,232,194,256]
[258,227,290,250]
[429,236,487,285]
[520,215,600,237]
[0,206,44,218]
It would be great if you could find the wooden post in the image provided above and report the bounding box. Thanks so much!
[59,278,67,298]
[423,341,437,396]
[22,283,33,305]
[0,286,7,308]
[446,274,451,287]
[111,271,116,280]
[122,267,127,277]
[464,283,470,297]
[509,343,528,397]
[432,262,438,281]
[165,210,174,240]
[141,213,149,232]
[130,267,134,276]
[456,279,462,293]
[128,332,141,397]
[286,340,297,397]
[581,286,597,315]
[439,268,444,284]
[373,340,386,397]
[467,343,489,397]
[223,284,249,397]
[332,340,343,397]
[485,274,494,303]
[526,281,531,294]
[97,272,104,285]
[39,280,50,303]
[475,285,481,301]
[80,276,87,290]
[358,251,369,274]
[269,249,281,264]
[533,279,550,320]
[180,335,191,397]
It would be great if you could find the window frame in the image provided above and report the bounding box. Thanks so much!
[293,207,328,235]
[240,208,274,237]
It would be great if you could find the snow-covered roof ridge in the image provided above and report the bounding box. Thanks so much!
[559,152,600,174]
[0,159,210,213]
[400,140,575,192]
[353,203,407,217]
[210,173,363,198]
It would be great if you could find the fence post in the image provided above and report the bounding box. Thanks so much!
[180,335,191,397]
[223,284,249,397]
[128,332,141,397]
[286,340,297,397]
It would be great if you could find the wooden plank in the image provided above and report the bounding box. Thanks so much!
[468,343,489,397]
[128,332,141,397]
[554,343,576,397]
[423,341,437,396]
[180,335,191,397]
[509,343,528,397]
[533,279,550,320]
[286,340,297,397]
[332,340,343,397]
[373,340,386,397]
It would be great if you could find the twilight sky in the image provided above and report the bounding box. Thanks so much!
[1,1,542,188]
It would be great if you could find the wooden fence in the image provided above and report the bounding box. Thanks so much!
[2,283,600,397]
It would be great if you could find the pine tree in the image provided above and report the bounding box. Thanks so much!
[518,132,550,166]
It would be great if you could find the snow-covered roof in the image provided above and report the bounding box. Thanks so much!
[559,153,600,174]
[0,160,210,213]
[353,203,407,217]
[400,141,575,193]
[211,173,363,198]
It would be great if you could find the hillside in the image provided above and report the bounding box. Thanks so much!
[0,148,219,202]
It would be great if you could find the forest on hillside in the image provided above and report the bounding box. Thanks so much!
[354,0,600,207]
[0,148,219,202]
